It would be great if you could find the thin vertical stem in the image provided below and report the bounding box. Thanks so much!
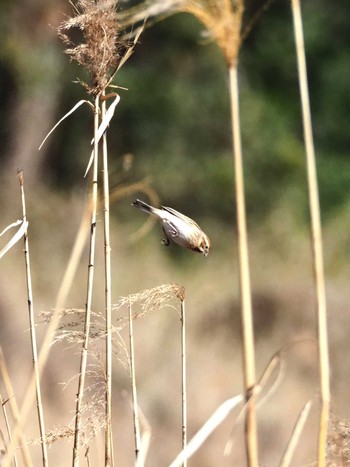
[0,394,19,467]
[0,345,32,467]
[291,1,330,465]
[18,171,48,467]
[128,300,141,461]
[101,96,113,467]
[72,94,100,467]
[180,299,187,467]
[228,64,258,467]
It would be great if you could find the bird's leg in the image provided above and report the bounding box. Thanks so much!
[161,227,171,246]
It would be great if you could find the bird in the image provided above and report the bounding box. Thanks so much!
[132,199,210,257]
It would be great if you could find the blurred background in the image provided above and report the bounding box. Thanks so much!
[0,0,350,465]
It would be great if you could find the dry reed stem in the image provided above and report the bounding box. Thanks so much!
[279,400,313,467]
[0,345,33,467]
[18,171,48,467]
[291,1,330,465]
[180,299,187,467]
[128,300,141,460]
[0,393,18,467]
[72,94,101,467]
[101,96,113,467]
[229,64,258,467]
[4,3,138,460]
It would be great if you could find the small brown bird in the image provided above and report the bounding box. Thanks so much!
[132,199,210,256]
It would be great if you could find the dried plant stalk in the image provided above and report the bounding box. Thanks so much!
[128,300,141,460]
[101,96,113,466]
[180,298,187,467]
[291,1,330,465]
[72,95,100,467]
[0,345,32,467]
[229,64,258,467]
[0,393,18,467]
[18,171,49,467]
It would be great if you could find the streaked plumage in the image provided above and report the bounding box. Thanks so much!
[132,199,210,256]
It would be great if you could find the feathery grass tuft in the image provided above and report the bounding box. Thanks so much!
[58,0,126,94]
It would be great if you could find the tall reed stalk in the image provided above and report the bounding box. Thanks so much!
[128,300,141,460]
[72,94,100,467]
[228,63,258,467]
[291,1,330,464]
[18,171,48,467]
[180,296,187,467]
[101,96,113,466]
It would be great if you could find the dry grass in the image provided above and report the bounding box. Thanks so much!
[0,0,337,465]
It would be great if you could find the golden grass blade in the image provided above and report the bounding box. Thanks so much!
[291,1,330,465]
[169,395,244,467]
[0,345,33,467]
[55,203,91,308]
[279,400,313,467]
[38,100,93,150]
[84,95,121,177]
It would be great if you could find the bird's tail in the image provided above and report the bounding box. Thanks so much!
[132,199,156,215]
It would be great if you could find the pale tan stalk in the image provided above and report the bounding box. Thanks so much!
[279,400,312,467]
[0,393,18,467]
[128,300,141,461]
[229,65,258,467]
[72,94,100,467]
[101,96,113,467]
[5,197,92,467]
[291,1,330,465]
[56,203,91,308]
[0,345,32,467]
[18,171,48,467]
[180,298,187,467]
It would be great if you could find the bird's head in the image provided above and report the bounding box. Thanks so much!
[198,234,210,257]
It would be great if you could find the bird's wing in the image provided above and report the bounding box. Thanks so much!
[161,206,201,229]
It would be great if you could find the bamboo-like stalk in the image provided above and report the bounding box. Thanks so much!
[128,300,141,461]
[101,96,113,467]
[291,1,330,465]
[180,298,187,467]
[72,94,101,467]
[0,393,18,467]
[0,345,33,467]
[228,65,258,467]
[18,171,49,467]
